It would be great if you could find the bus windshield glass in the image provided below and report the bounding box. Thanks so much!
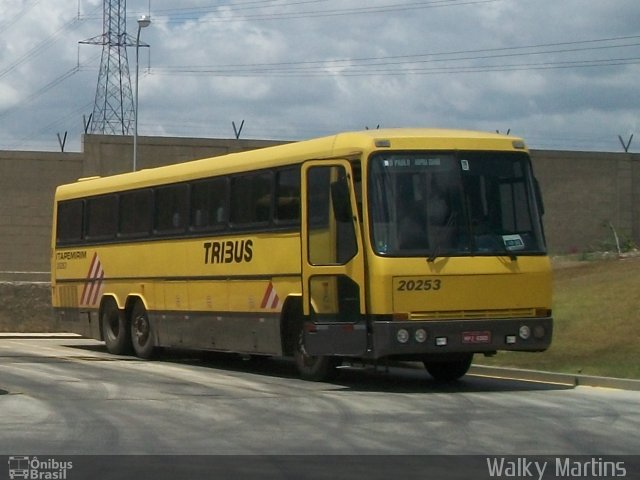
[368,151,546,257]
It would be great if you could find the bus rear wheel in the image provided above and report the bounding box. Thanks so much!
[130,300,156,359]
[294,328,341,381]
[101,298,132,355]
[423,353,473,382]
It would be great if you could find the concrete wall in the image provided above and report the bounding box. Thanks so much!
[0,282,54,332]
[0,151,83,280]
[530,150,639,254]
[81,134,285,177]
[0,134,639,284]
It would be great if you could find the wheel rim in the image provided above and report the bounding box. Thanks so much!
[133,313,150,346]
[296,332,317,369]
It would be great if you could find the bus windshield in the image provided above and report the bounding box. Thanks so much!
[368,151,546,257]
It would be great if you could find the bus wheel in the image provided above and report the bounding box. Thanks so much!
[294,328,341,381]
[100,298,132,355]
[423,354,473,382]
[130,301,155,359]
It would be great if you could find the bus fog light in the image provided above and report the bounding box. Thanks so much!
[396,328,409,344]
[435,336,447,346]
[533,326,545,339]
[519,325,531,340]
[415,328,427,343]
[506,335,517,344]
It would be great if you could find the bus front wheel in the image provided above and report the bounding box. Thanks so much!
[294,329,341,381]
[423,353,473,382]
[100,298,132,355]
[130,301,156,359]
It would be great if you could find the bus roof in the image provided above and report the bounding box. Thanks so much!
[55,128,526,200]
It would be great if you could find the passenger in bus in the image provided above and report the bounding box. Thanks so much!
[426,176,456,251]
[172,212,181,229]
[397,191,427,250]
[427,176,450,226]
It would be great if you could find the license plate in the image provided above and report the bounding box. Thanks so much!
[462,331,491,344]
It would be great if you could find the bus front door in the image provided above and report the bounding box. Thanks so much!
[301,160,367,356]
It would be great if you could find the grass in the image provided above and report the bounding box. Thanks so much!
[476,254,640,379]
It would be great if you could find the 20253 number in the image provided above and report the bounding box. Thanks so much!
[397,279,442,291]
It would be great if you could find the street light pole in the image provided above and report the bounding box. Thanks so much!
[133,15,151,172]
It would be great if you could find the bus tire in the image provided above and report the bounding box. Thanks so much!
[100,298,132,355]
[130,300,156,359]
[294,327,341,381]
[423,353,473,382]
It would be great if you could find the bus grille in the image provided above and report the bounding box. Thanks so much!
[409,308,536,320]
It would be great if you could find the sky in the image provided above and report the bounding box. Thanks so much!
[0,0,639,152]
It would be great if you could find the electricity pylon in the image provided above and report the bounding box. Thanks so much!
[81,0,145,135]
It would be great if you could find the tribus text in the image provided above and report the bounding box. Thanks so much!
[203,240,253,264]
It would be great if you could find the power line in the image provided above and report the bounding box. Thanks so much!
[0,17,79,80]
[80,0,496,21]
[0,0,41,35]
[121,0,502,24]
[355,57,640,77]
[149,35,640,77]
[0,67,81,121]
[0,4,101,80]
[141,0,330,17]
[150,57,640,78]
[157,34,640,70]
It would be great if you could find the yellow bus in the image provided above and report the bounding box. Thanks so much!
[51,129,552,381]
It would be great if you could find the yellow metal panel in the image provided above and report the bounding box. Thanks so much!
[188,281,228,312]
[367,255,551,316]
[392,271,550,314]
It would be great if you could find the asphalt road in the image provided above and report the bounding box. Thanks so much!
[1,338,638,456]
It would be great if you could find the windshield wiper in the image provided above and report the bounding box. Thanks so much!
[427,212,456,263]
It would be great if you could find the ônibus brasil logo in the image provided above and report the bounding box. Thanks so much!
[8,456,73,480]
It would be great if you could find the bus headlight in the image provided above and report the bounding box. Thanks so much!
[396,328,409,344]
[519,325,531,340]
[415,328,427,343]
[533,325,546,339]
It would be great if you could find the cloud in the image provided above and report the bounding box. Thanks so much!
[0,0,638,152]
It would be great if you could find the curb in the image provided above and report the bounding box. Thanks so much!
[469,365,640,392]
[0,332,82,339]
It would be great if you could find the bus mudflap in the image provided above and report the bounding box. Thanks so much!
[303,321,368,356]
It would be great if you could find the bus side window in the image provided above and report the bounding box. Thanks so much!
[155,184,188,234]
[230,171,273,226]
[56,200,84,245]
[119,189,153,238]
[85,195,117,241]
[190,177,228,231]
[275,167,301,224]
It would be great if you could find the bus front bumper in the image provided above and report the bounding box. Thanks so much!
[370,316,553,359]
